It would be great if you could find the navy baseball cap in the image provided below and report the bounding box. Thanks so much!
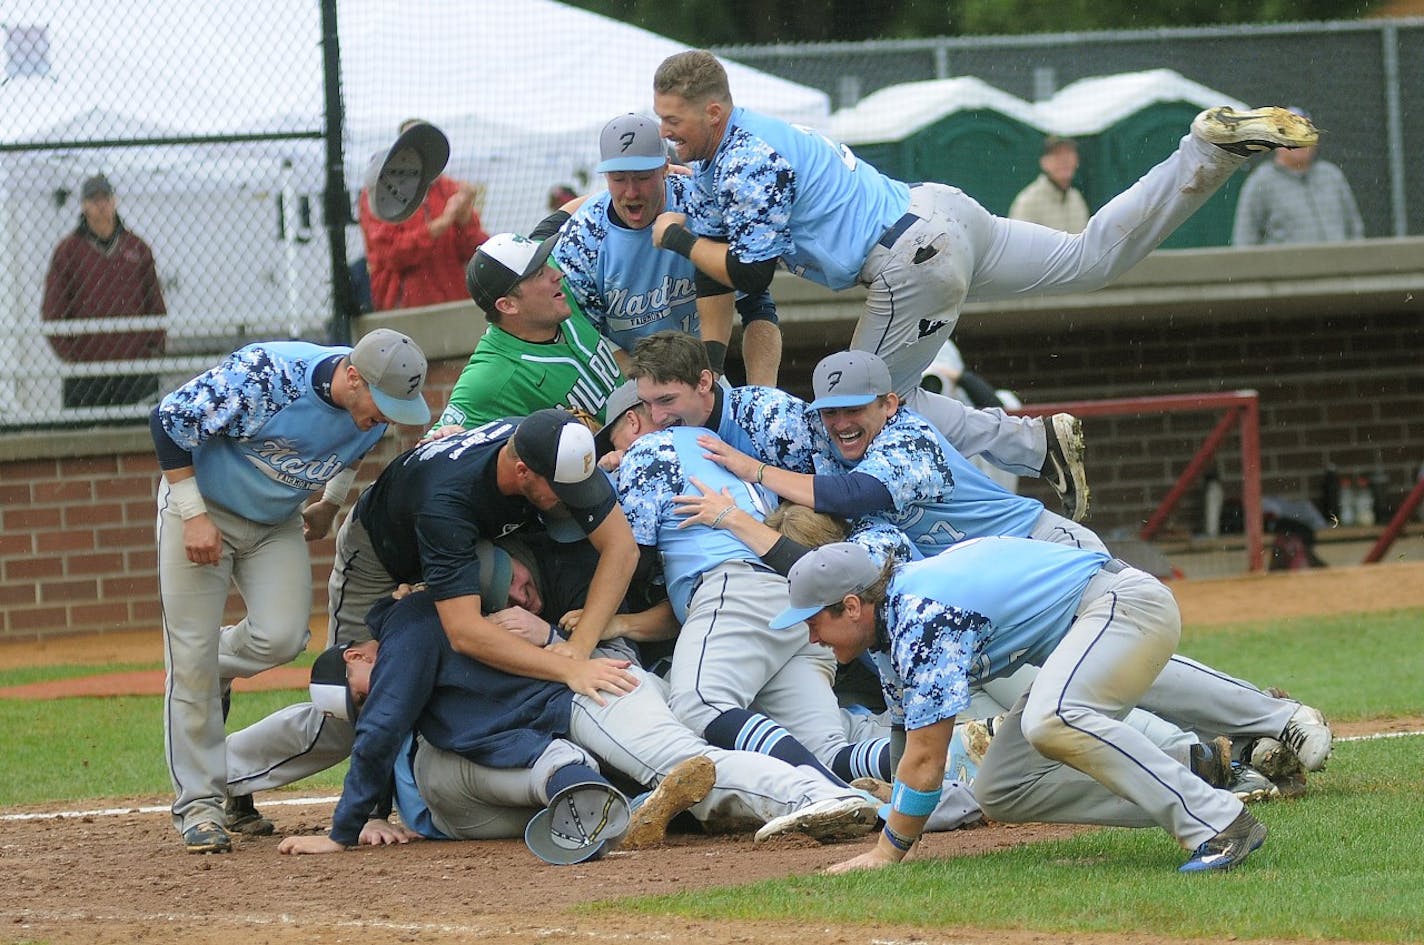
[475,539,512,611]
[514,408,612,509]
[349,328,431,427]
[363,121,450,223]
[466,233,558,316]
[810,351,893,410]
[309,642,357,721]
[596,113,668,173]
[769,542,882,630]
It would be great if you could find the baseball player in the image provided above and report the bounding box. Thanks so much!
[430,232,624,433]
[699,349,1107,558]
[775,539,1333,873]
[650,50,1319,521]
[152,328,432,854]
[554,113,782,385]
[224,410,638,815]
[600,383,897,787]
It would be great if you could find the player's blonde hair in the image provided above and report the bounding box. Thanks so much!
[654,50,732,105]
[765,503,847,548]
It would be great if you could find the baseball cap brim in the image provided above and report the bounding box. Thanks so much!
[596,154,667,173]
[593,380,642,456]
[768,604,820,631]
[810,392,879,410]
[367,385,432,427]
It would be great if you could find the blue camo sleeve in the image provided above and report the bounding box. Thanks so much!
[615,438,678,546]
[727,387,820,472]
[851,423,954,512]
[158,346,307,450]
[887,591,986,730]
[710,130,797,265]
[551,210,610,327]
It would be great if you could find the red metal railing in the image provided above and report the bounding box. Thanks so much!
[1013,391,1264,572]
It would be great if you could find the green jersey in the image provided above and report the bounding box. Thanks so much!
[435,294,624,431]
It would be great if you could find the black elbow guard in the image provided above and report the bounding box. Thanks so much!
[725,254,777,295]
[694,268,733,298]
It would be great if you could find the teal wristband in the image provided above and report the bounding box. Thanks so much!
[890,780,941,818]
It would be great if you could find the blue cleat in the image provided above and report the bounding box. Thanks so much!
[1180,809,1267,873]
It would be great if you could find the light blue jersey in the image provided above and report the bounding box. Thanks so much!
[875,537,1108,730]
[685,107,911,291]
[554,176,700,349]
[819,407,1044,554]
[616,427,774,621]
[158,341,385,524]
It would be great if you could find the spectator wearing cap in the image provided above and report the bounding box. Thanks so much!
[428,231,624,434]
[1008,136,1090,233]
[221,409,641,834]
[359,119,490,311]
[42,173,168,407]
[151,328,432,855]
[1232,107,1363,246]
[554,113,783,386]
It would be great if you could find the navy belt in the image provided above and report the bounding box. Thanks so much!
[878,211,920,249]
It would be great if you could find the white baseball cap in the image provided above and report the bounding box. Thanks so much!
[465,232,558,316]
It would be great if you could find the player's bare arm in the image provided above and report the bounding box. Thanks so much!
[652,210,734,287]
[559,598,677,643]
[556,507,638,659]
[827,718,953,874]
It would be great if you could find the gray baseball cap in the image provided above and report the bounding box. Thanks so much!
[363,121,450,223]
[349,328,432,427]
[524,779,631,865]
[769,542,882,630]
[593,379,642,455]
[810,350,893,410]
[596,113,668,173]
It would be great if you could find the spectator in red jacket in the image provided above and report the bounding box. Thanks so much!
[359,119,490,311]
[42,173,167,406]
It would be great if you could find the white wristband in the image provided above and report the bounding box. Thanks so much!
[322,467,358,508]
[166,475,208,520]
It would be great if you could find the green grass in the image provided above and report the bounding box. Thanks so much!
[601,736,1424,941]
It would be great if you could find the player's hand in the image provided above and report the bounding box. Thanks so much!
[598,448,624,473]
[301,499,339,542]
[695,434,759,482]
[489,606,553,646]
[360,817,420,847]
[673,476,738,529]
[420,423,466,443]
[182,514,222,566]
[651,211,688,250]
[278,834,347,855]
[563,657,639,706]
[558,608,583,633]
[667,163,693,176]
[824,845,901,874]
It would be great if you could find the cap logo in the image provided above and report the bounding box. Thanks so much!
[826,370,843,390]
[619,131,636,152]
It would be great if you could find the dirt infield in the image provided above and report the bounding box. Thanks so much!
[2,563,1422,945]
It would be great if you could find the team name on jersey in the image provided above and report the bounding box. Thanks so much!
[604,275,697,330]
[249,440,347,488]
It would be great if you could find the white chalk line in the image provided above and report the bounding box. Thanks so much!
[3,729,1418,825]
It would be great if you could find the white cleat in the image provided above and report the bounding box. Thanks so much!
[754,797,878,844]
[1280,702,1333,771]
[1191,106,1319,156]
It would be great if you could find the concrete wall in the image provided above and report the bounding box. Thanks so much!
[2,239,1421,641]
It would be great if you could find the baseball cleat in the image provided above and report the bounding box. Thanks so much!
[619,755,716,850]
[1042,413,1090,522]
[1280,702,1333,771]
[1189,735,1234,789]
[183,820,233,855]
[1191,106,1319,156]
[1246,736,1308,799]
[225,794,275,836]
[1228,764,1280,804]
[754,796,879,844]
[1179,808,1267,873]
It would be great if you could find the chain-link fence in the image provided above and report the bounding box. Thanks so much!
[3,5,1419,430]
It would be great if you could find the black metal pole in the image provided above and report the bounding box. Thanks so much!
[320,0,354,345]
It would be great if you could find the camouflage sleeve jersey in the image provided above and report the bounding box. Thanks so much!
[615,426,771,622]
[158,340,384,524]
[821,408,1044,556]
[719,385,823,473]
[878,537,1109,730]
[683,106,910,291]
[553,176,701,351]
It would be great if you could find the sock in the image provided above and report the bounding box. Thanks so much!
[545,762,607,801]
[704,708,846,786]
[833,737,891,781]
